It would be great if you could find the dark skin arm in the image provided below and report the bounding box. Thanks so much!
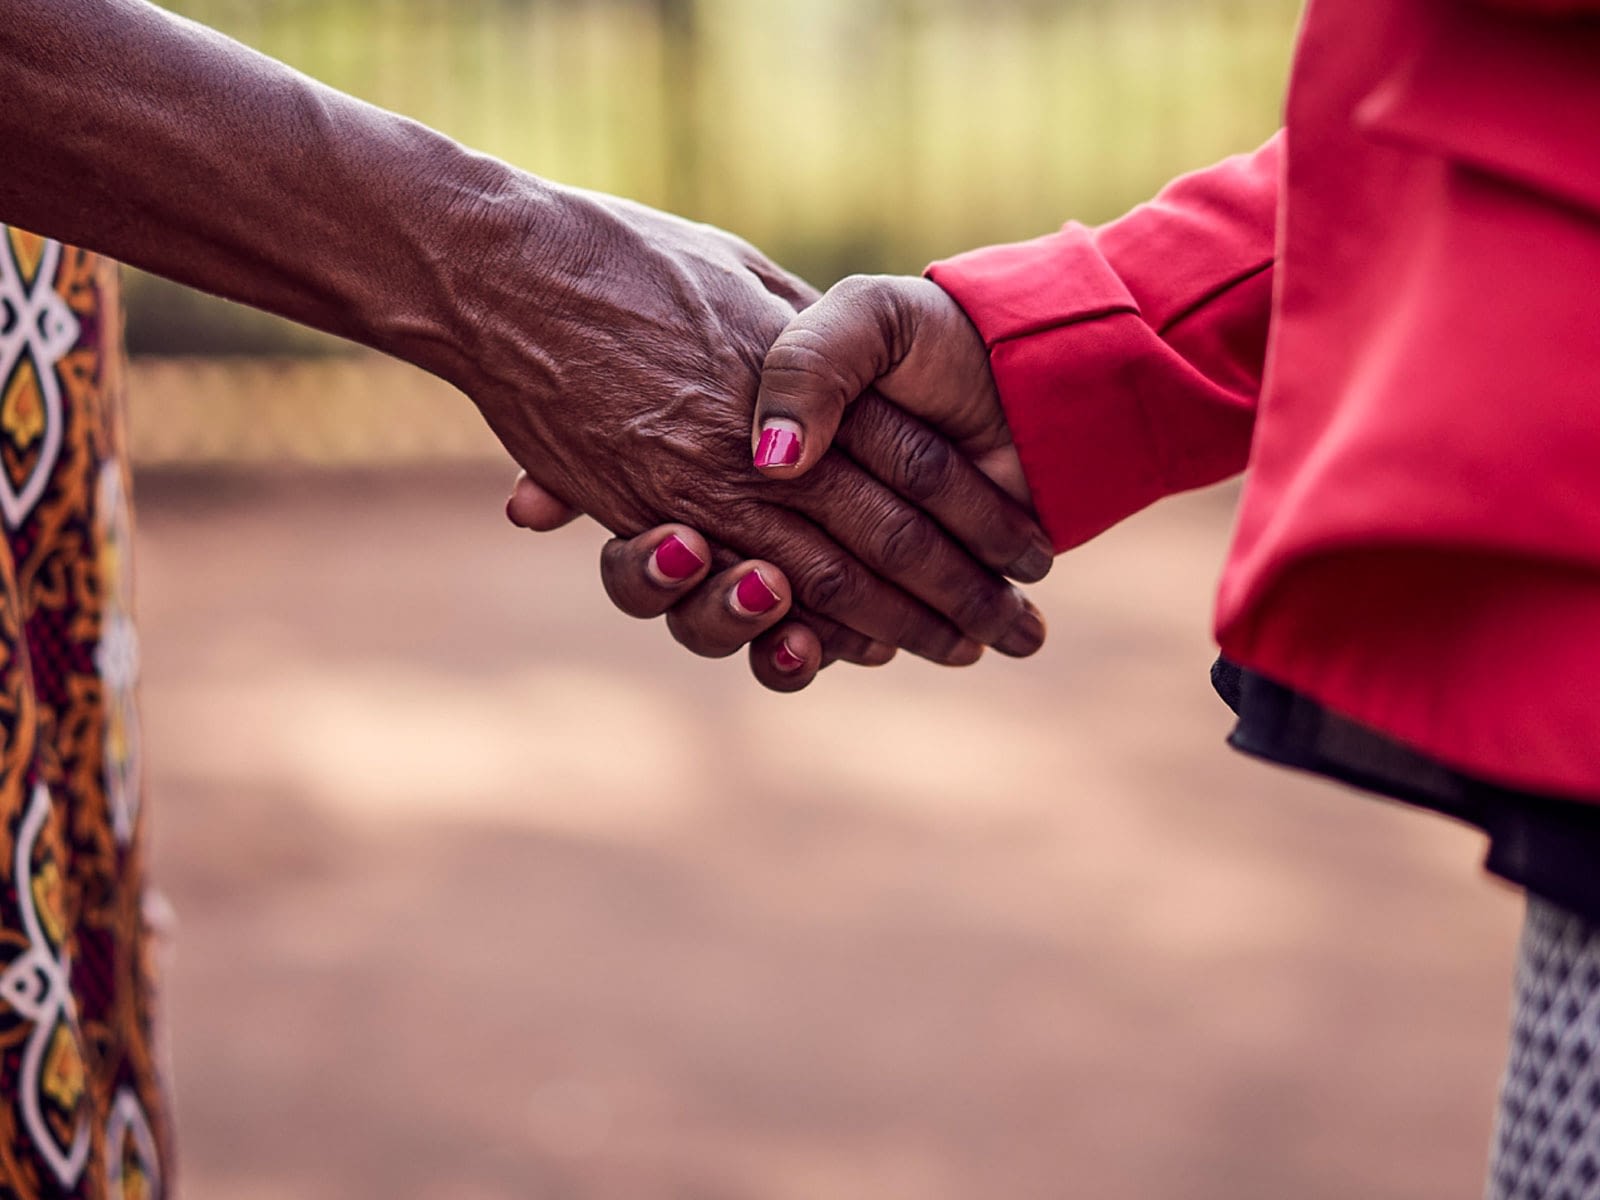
[0,0,1050,669]
[520,276,1051,689]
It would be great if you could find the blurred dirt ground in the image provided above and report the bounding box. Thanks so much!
[132,465,1521,1200]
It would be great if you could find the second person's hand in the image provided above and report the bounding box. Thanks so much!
[506,271,1055,692]
[752,274,1035,512]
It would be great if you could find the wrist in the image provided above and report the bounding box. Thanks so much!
[401,175,688,415]
[365,144,572,391]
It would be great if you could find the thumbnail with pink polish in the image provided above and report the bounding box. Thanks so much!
[734,570,780,615]
[653,535,704,582]
[754,426,801,468]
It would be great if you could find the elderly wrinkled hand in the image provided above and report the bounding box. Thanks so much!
[476,194,1051,673]
[508,271,1051,691]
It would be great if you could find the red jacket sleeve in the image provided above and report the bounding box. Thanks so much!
[927,137,1281,552]
[1466,0,1600,14]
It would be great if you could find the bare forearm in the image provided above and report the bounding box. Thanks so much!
[0,0,553,379]
[0,0,1051,665]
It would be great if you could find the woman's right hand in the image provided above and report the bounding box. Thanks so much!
[506,471,1046,694]
[507,473,896,693]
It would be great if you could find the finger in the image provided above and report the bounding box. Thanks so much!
[747,621,823,693]
[746,616,899,694]
[1006,597,1049,661]
[718,506,985,666]
[598,527,896,670]
[506,471,581,531]
[598,525,713,618]
[769,456,1046,656]
[754,275,908,478]
[800,609,898,668]
[838,392,1054,584]
[584,514,933,672]
[664,561,793,659]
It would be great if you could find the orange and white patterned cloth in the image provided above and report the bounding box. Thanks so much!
[0,226,169,1198]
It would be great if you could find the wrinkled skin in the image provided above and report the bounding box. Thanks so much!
[466,190,1049,667]
[753,274,1030,504]
[518,270,1050,689]
[0,0,1045,675]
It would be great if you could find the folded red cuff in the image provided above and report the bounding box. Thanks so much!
[931,228,1217,553]
[929,226,1155,551]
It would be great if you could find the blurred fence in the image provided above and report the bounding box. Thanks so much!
[128,0,1300,463]
[125,355,495,465]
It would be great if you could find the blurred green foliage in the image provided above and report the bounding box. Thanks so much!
[131,0,1300,356]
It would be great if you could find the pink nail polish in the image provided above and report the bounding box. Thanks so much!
[774,639,806,673]
[652,535,704,582]
[754,425,801,468]
[733,569,780,615]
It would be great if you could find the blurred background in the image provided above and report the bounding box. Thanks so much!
[127,0,1299,465]
[125,1,1524,1197]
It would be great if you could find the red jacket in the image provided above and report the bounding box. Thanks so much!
[929,0,1600,799]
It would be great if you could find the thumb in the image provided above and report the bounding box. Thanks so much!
[753,275,918,479]
[506,471,581,532]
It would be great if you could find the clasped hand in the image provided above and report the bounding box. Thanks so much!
[489,201,1047,691]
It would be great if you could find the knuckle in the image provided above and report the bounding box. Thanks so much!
[869,507,939,579]
[761,332,832,376]
[832,273,892,307]
[836,274,913,360]
[761,334,859,412]
[891,427,955,505]
[794,555,867,617]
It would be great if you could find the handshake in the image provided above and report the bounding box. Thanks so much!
[0,0,1058,701]
[0,0,1080,704]
[477,194,1053,692]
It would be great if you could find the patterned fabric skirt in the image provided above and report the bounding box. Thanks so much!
[1489,898,1600,1199]
[0,226,169,1197]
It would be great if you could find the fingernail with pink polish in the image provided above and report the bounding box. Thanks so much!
[651,535,705,583]
[774,639,806,673]
[754,421,802,469]
[733,568,780,616]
